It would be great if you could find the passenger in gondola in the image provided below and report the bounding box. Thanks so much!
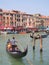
[7,39,12,51]
[7,39,11,43]
[15,46,21,53]
[15,45,19,51]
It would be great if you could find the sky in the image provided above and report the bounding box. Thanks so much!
[0,0,49,16]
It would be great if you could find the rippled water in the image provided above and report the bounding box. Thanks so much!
[0,33,49,65]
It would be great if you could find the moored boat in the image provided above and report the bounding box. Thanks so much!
[30,32,48,39]
[30,34,40,39]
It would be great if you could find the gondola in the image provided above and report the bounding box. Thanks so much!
[30,34,40,39]
[30,33,47,39]
[6,42,28,58]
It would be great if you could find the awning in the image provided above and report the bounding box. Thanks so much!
[16,26,24,31]
[0,26,5,30]
[4,26,13,30]
[0,26,13,30]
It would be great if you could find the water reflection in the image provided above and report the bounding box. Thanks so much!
[8,54,25,65]
[40,52,43,64]
[33,50,35,60]
[32,47,43,63]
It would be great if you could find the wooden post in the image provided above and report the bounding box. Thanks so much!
[33,37,35,50]
[40,35,43,52]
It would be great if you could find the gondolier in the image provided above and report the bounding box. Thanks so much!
[11,37,18,51]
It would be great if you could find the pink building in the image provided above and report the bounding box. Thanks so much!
[0,9,49,30]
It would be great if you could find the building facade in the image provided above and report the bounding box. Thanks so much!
[33,14,49,28]
[0,9,49,29]
[0,9,34,28]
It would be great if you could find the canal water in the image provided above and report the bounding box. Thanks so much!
[0,33,49,65]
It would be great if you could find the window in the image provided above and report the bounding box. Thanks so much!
[10,21,13,26]
[17,14,20,17]
[3,17,5,19]
[0,14,2,16]
[10,14,13,17]
[6,13,9,15]
[29,22,31,26]
[10,17,13,20]
[17,19,20,22]
[7,17,9,20]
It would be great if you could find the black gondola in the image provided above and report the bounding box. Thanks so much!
[30,33,47,39]
[6,43,28,58]
[30,34,40,39]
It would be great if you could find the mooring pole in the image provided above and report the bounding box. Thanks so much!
[40,35,43,52]
[33,37,35,50]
